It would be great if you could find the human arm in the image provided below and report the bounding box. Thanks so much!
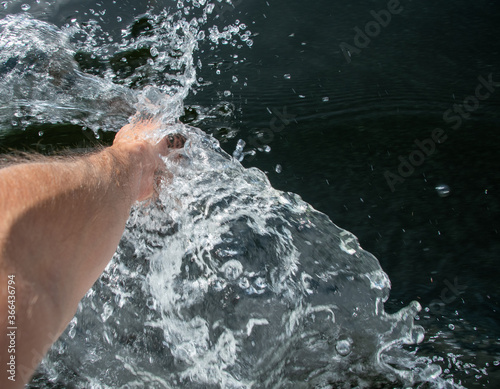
[0,120,184,387]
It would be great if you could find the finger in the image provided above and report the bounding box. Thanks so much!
[156,134,187,156]
[166,134,187,149]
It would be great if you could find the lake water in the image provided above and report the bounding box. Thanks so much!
[1,0,499,388]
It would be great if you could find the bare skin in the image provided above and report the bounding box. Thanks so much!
[0,119,185,387]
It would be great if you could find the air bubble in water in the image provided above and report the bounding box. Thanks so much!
[275,164,282,173]
[38,131,44,136]
[221,260,243,281]
[322,96,330,102]
[336,339,352,356]
[435,184,450,197]
[146,297,156,310]
[21,3,31,11]
[232,76,238,83]
[283,74,291,80]
[224,90,231,97]
[448,324,455,330]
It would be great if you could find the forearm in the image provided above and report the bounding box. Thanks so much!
[0,118,182,387]
[0,146,139,303]
[0,144,148,384]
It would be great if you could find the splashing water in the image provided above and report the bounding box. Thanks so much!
[1,6,461,389]
[0,14,137,131]
[35,123,454,388]
[0,3,248,131]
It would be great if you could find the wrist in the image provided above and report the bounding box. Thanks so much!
[106,140,162,203]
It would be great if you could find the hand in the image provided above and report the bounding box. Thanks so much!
[111,118,186,202]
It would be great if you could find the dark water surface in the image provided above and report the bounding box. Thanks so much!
[1,0,500,387]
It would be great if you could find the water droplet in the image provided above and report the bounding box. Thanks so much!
[254,277,267,289]
[67,318,77,339]
[421,364,442,380]
[275,164,282,173]
[101,303,114,323]
[336,339,352,356]
[411,325,425,344]
[435,184,450,197]
[239,277,250,289]
[236,139,246,150]
[283,74,291,80]
[21,3,30,11]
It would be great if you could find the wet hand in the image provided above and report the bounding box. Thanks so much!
[111,119,186,202]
